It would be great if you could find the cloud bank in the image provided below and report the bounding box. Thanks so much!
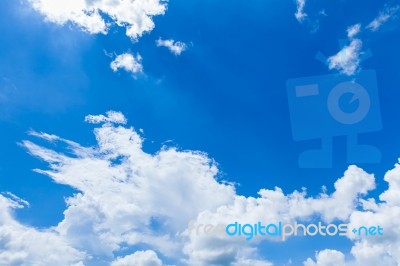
[1,111,400,265]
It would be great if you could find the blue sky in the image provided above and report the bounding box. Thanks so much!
[1,0,400,265]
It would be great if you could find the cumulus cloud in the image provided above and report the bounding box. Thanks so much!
[303,249,345,266]
[303,160,400,266]
[156,38,187,55]
[0,194,85,265]
[327,24,364,76]
[0,111,399,265]
[295,0,307,22]
[20,111,235,263]
[367,5,400,31]
[110,53,143,77]
[111,250,163,266]
[28,0,167,41]
[183,165,374,265]
[345,162,400,266]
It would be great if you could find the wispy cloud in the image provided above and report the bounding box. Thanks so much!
[294,0,326,32]
[110,53,143,78]
[327,24,363,75]
[295,0,307,22]
[1,192,30,207]
[85,110,127,125]
[327,39,362,76]
[156,38,188,55]
[367,5,400,31]
[28,0,167,41]
[347,23,362,38]
[327,3,399,76]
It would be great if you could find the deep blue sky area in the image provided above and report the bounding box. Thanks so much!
[1,0,400,264]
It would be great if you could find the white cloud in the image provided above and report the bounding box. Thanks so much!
[1,111,399,265]
[327,39,362,76]
[294,0,326,32]
[20,111,235,263]
[345,162,400,266]
[295,0,307,22]
[303,160,400,266]
[379,162,400,205]
[232,259,273,266]
[85,110,127,125]
[28,0,167,41]
[367,5,400,32]
[0,195,85,266]
[303,249,345,266]
[110,53,143,77]
[347,23,361,38]
[1,192,30,208]
[111,250,163,266]
[156,38,187,55]
[327,24,364,76]
[183,165,375,265]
